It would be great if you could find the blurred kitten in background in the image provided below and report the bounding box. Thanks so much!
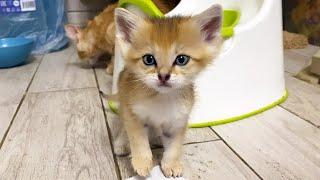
[64,0,179,74]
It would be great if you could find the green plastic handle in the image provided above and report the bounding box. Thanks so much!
[221,10,240,38]
[119,0,164,18]
[119,0,240,38]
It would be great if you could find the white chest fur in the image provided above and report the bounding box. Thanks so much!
[132,92,190,129]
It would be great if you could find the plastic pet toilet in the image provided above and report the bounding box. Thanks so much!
[111,0,287,127]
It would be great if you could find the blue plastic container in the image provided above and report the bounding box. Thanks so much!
[0,38,33,68]
[0,0,68,54]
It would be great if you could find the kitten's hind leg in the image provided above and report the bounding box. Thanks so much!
[114,123,130,156]
[160,126,187,177]
[106,55,114,75]
[111,118,130,156]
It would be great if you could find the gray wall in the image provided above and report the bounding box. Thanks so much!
[66,0,113,26]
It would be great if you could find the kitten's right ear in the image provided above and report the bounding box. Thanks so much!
[114,8,143,43]
[65,24,82,41]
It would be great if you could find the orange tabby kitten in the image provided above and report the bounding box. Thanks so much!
[114,5,223,177]
[64,1,179,74]
[65,3,117,73]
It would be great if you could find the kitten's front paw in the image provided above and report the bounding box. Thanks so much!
[161,160,183,177]
[132,155,153,177]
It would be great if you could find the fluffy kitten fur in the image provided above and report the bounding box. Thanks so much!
[114,5,223,177]
[65,1,178,74]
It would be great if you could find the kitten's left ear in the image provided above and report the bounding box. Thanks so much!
[192,5,222,42]
[114,8,144,43]
[65,24,82,41]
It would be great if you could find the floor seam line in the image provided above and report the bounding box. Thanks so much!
[93,68,122,180]
[0,55,44,149]
[278,105,319,128]
[209,127,263,180]
[25,55,45,92]
[0,94,26,149]
[27,87,98,94]
[182,139,221,146]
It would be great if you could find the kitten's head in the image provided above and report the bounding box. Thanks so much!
[65,24,102,61]
[115,5,223,93]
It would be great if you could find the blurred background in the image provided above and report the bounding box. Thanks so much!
[282,0,320,46]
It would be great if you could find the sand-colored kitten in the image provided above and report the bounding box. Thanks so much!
[114,5,223,177]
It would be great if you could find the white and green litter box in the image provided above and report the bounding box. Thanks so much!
[110,0,287,128]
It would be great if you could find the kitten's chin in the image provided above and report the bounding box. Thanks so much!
[154,86,175,94]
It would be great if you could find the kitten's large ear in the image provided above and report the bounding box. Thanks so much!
[65,24,82,41]
[192,5,222,42]
[114,8,143,43]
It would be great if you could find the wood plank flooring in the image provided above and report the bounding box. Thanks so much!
[212,107,320,180]
[29,46,96,93]
[117,142,260,180]
[282,73,320,127]
[0,56,42,141]
[0,88,118,179]
[0,45,319,180]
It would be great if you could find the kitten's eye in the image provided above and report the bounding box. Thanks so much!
[175,55,190,66]
[142,54,157,66]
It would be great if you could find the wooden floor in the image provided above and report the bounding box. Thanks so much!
[0,45,319,180]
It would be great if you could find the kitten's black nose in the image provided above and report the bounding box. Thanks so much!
[158,73,170,83]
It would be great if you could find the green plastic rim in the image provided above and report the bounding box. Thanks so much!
[119,0,240,38]
[189,90,288,128]
[107,90,288,128]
